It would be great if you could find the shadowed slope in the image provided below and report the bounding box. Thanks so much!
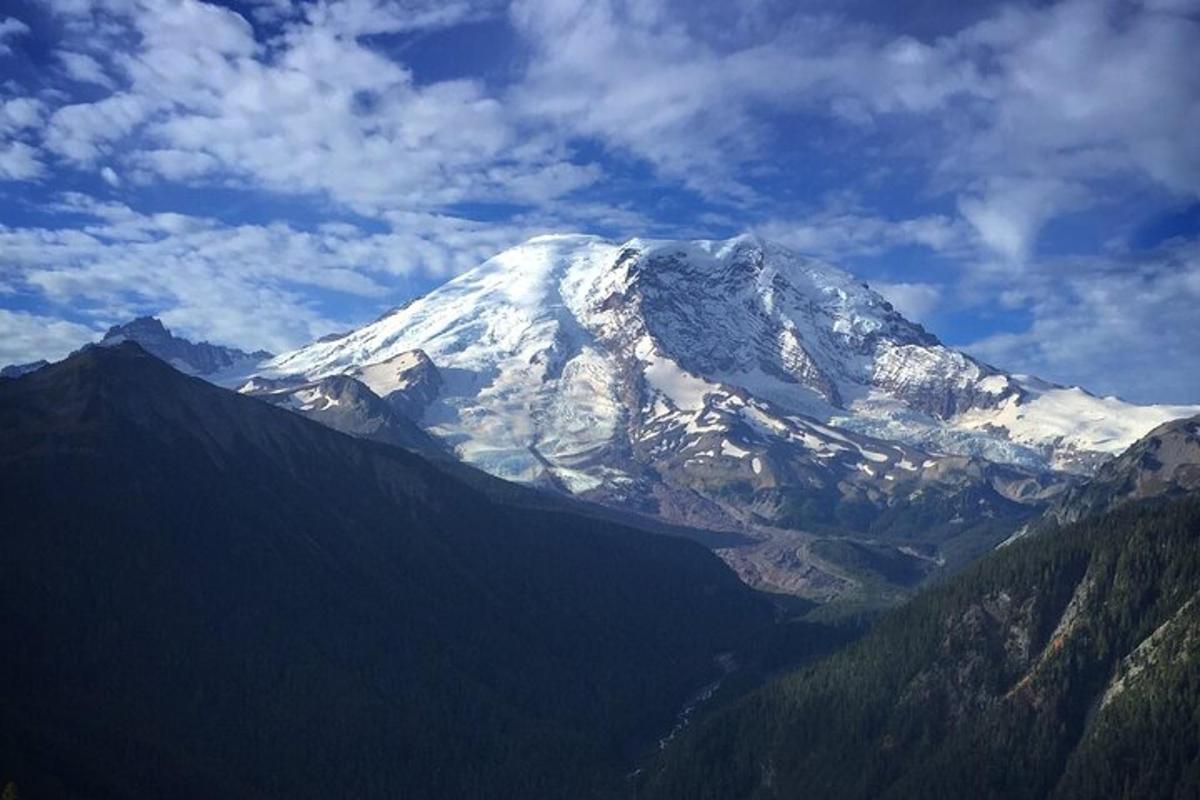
[0,343,772,799]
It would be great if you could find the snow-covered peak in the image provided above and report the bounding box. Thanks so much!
[268,233,1199,490]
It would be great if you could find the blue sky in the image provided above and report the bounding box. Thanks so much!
[1,0,1198,403]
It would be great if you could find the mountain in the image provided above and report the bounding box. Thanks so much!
[98,315,271,378]
[95,316,447,459]
[0,360,48,378]
[269,235,1195,478]
[0,342,775,799]
[263,234,1195,597]
[237,372,446,458]
[1045,413,1200,526]
[641,422,1200,800]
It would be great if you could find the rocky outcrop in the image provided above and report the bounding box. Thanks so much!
[99,316,271,377]
[240,373,444,458]
[1046,413,1200,525]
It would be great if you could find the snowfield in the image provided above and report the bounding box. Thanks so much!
[264,234,1200,493]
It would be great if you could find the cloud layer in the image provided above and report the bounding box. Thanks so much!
[0,0,1197,401]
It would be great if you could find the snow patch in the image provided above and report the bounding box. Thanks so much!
[721,440,750,458]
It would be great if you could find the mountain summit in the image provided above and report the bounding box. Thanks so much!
[100,316,271,378]
[272,235,1194,476]
[262,235,1199,595]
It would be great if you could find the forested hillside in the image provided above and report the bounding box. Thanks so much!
[0,344,774,799]
[643,495,1200,799]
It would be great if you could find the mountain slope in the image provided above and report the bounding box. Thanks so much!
[0,360,48,378]
[1046,413,1200,525]
[642,424,1200,799]
[98,315,271,378]
[0,343,773,799]
[265,234,1195,596]
[238,372,446,458]
[270,234,1194,481]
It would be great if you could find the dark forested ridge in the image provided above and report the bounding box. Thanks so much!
[643,494,1200,800]
[5,343,1197,800]
[0,343,776,799]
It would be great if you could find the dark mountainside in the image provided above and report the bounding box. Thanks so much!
[6,313,1062,605]
[0,343,778,800]
[643,421,1200,800]
[0,360,48,379]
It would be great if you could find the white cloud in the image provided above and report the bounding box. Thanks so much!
[0,17,30,55]
[871,281,942,324]
[754,206,971,259]
[508,0,1199,238]
[33,0,595,217]
[948,0,1200,195]
[0,141,44,180]
[130,149,221,181]
[304,0,488,36]
[508,0,796,198]
[965,241,1200,404]
[100,165,121,186]
[0,309,100,366]
[958,178,1086,263]
[44,94,152,164]
[57,50,116,88]
[22,0,1200,232]
[0,192,536,352]
[0,97,44,132]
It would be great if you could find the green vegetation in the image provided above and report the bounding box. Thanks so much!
[643,495,1200,800]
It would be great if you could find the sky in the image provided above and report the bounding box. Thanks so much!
[0,0,1197,403]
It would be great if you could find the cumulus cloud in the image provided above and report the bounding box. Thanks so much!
[958,178,1086,263]
[754,205,971,259]
[21,0,1200,227]
[0,97,44,133]
[57,50,116,88]
[509,0,1199,246]
[871,281,943,324]
[35,0,595,216]
[44,94,152,164]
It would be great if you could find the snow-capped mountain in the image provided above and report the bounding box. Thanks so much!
[271,234,1193,471]
[98,316,272,379]
[260,234,1197,594]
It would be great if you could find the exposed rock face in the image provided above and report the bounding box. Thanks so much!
[1046,413,1200,525]
[347,349,443,419]
[258,234,1196,596]
[239,373,444,458]
[99,316,271,378]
